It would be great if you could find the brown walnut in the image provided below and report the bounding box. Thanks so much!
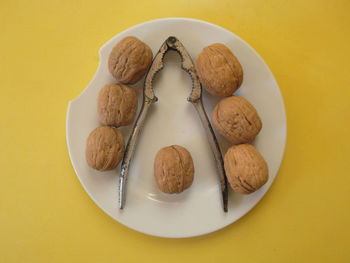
[154,145,194,194]
[224,144,268,194]
[97,83,138,127]
[212,96,262,144]
[85,126,125,171]
[195,43,243,97]
[108,36,153,84]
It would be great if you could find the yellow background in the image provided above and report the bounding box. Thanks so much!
[1,0,349,262]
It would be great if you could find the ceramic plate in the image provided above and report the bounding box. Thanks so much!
[66,18,287,238]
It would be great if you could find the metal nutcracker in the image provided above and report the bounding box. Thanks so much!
[119,36,228,212]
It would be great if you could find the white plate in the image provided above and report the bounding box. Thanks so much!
[66,18,287,238]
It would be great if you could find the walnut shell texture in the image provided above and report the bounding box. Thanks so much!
[195,43,243,97]
[224,144,268,194]
[154,145,194,194]
[85,126,125,171]
[97,83,138,127]
[108,36,153,84]
[212,96,262,144]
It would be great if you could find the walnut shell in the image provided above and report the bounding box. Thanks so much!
[108,36,153,84]
[212,96,262,144]
[97,83,138,127]
[195,43,243,97]
[154,145,194,194]
[85,126,125,171]
[224,144,268,194]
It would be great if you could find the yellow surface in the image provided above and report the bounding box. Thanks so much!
[1,0,350,262]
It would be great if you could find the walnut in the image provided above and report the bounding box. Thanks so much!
[108,36,153,84]
[195,43,243,97]
[85,126,125,171]
[212,96,262,144]
[97,83,138,127]
[224,144,268,194]
[154,145,194,194]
